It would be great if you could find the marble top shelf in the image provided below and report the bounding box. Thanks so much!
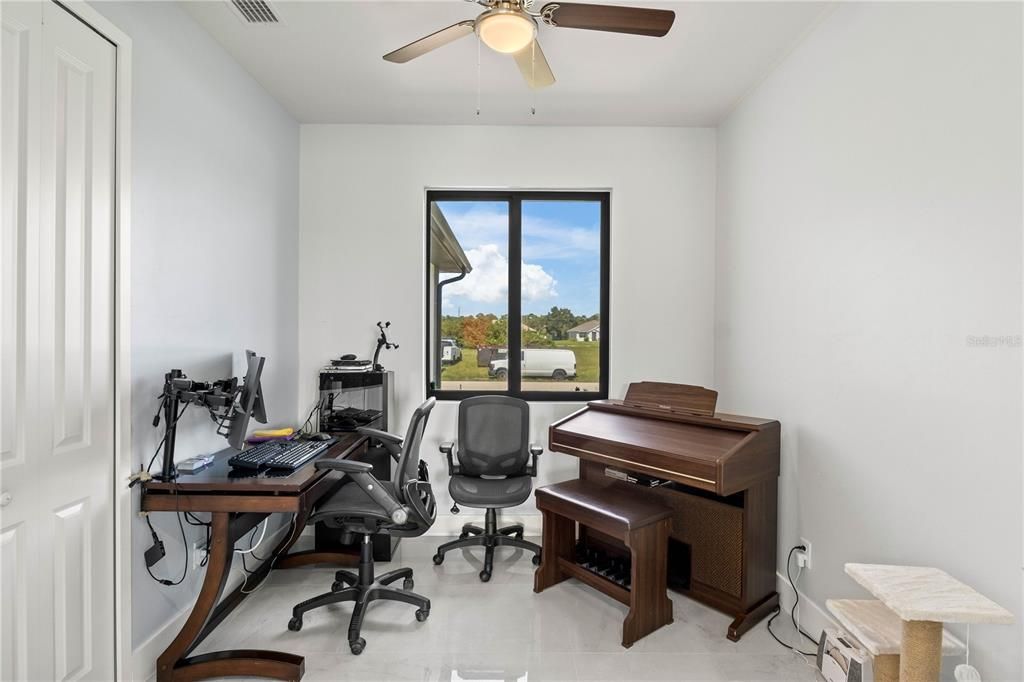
[826,599,965,656]
[845,564,1014,625]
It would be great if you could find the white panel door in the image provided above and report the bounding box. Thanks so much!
[1,2,117,680]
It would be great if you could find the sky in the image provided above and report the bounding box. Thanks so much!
[436,200,602,317]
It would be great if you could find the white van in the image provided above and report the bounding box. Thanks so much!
[489,348,577,380]
[440,338,462,365]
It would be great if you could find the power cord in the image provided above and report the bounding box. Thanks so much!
[145,402,191,473]
[300,397,325,435]
[767,545,818,657]
[183,512,211,567]
[143,513,188,586]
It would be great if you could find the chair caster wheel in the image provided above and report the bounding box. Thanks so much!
[532,554,541,566]
[415,608,430,622]
[349,638,365,655]
[479,570,491,582]
[432,553,444,565]
[403,577,414,590]
[331,581,343,592]
[287,617,302,632]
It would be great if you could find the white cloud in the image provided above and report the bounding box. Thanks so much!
[522,263,557,301]
[438,206,508,252]
[523,216,600,260]
[438,204,600,260]
[447,244,558,303]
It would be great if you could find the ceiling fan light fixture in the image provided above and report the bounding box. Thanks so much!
[476,10,537,54]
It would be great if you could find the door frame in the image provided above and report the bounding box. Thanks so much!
[45,1,133,678]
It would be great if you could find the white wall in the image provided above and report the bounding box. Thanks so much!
[715,3,1022,679]
[94,1,300,654]
[298,125,717,530]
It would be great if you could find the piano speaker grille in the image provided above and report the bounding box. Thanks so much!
[656,489,744,598]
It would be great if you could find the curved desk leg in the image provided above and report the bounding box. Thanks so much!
[273,506,359,570]
[156,512,304,682]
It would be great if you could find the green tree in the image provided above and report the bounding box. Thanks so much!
[543,306,581,340]
[486,317,508,346]
[440,316,463,345]
[524,329,554,348]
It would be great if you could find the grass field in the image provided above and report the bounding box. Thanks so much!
[440,341,601,383]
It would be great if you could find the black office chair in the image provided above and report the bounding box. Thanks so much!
[432,396,541,581]
[287,397,436,655]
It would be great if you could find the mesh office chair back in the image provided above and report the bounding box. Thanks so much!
[393,396,436,500]
[457,396,530,476]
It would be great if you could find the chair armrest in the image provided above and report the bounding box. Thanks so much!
[439,441,460,475]
[402,479,436,529]
[337,467,409,525]
[357,427,403,445]
[527,443,543,477]
[315,459,373,474]
[358,427,403,462]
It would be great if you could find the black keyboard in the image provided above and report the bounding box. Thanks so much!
[228,438,335,471]
[228,440,291,469]
[265,439,335,470]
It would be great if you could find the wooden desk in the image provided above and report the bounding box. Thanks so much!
[142,434,368,682]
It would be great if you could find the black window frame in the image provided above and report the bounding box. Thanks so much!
[426,189,610,402]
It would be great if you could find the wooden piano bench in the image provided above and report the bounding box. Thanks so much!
[533,479,674,647]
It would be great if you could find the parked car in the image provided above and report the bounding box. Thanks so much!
[440,338,462,365]
[489,348,577,380]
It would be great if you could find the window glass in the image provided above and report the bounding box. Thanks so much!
[520,200,602,392]
[429,200,509,392]
[427,192,608,400]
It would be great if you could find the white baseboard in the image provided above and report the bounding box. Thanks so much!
[131,605,189,682]
[775,570,836,646]
[130,522,293,681]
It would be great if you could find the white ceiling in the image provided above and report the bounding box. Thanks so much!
[182,0,831,125]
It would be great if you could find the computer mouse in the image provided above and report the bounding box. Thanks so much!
[310,432,332,441]
[340,353,357,361]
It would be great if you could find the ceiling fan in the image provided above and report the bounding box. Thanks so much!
[382,0,675,89]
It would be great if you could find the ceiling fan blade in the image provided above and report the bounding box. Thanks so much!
[512,40,556,89]
[383,20,476,63]
[540,2,675,37]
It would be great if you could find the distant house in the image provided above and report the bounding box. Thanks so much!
[567,320,600,342]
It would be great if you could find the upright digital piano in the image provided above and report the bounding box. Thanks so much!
[548,381,781,641]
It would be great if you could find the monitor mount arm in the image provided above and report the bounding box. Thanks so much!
[372,321,399,371]
[152,370,241,481]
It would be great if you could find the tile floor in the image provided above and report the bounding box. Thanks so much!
[195,537,821,681]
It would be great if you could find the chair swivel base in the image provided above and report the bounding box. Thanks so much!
[432,508,541,582]
[288,536,430,655]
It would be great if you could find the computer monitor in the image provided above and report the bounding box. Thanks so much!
[227,350,267,449]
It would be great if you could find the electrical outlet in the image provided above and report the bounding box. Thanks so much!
[191,541,207,570]
[796,537,812,570]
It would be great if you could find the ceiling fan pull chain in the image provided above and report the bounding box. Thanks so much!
[476,35,482,117]
[531,40,537,116]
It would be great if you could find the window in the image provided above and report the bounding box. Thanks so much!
[426,190,609,401]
